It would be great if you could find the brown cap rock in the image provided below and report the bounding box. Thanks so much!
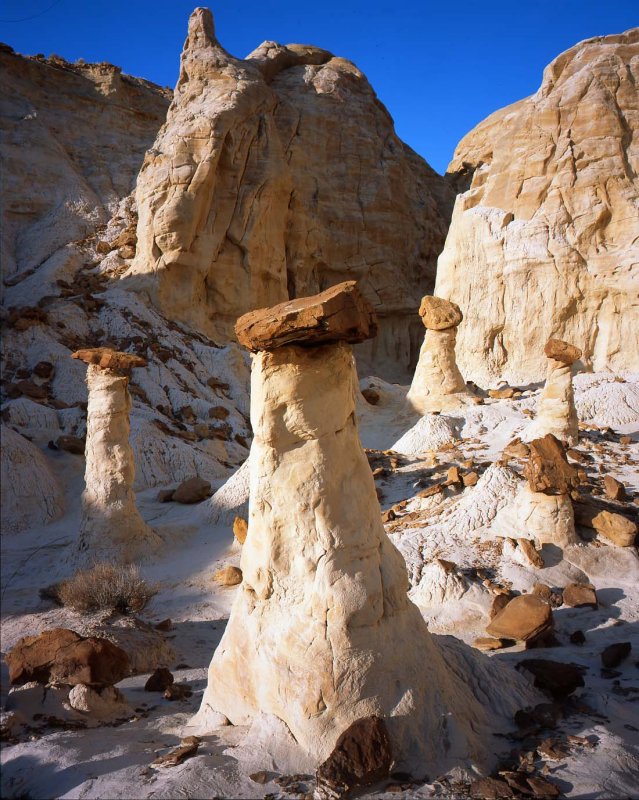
[418,296,463,330]
[544,338,582,364]
[235,281,377,352]
[524,434,579,495]
[72,347,147,372]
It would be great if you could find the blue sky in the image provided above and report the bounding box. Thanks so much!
[2,0,636,173]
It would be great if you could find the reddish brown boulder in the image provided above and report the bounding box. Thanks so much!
[523,434,579,494]
[517,659,585,699]
[6,628,130,687]
[486,595,552,643]
[235,281,377,352]
[316,716,392,794]
[591,510,637,547]
[172,476,212,504]
[214,565,243,586]
[72,347,147,372]
[603,475,627,501]
[544,339,582,365]
[55,435,85,455]
[563,583,597,609]
[232,516,248,544]
[601,642,631,668]
[145,667,175,692]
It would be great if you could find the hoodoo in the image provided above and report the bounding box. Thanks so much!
[493,434,579,549]
[72,348,160,563]
[523,338,581,446]
[194,282,537,773]
[406,295,475,414]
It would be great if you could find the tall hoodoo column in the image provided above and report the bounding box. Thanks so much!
[406,296,475,414]
[523,338,581,446]
[72,348,160,564]
[195,282,537,772]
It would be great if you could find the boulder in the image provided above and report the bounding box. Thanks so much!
[145,667,175,692]
[315,717,392,795]
[214,566,243,586]
[232,516,248,544]
[603,476,627,501]
[6,628,130,687]
[562,583,597,609]
[601,642,632,669]
[524,435,579,494]
[173,476,212,504]
[56,435,85,455]
[67,684,131,718]
[591,510,637,547]
[486,595,552,643]
[235,281,377,351]
[517,659,585,699]
[418,296,463,330]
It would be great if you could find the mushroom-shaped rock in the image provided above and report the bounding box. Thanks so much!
[235,280,377,351]
[406,296,475,414]
[193,288,539,774]
[523,339,581,446]
[492,435,579,548]
[72,350,160,564]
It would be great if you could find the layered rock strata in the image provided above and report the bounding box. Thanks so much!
[72,348,159,563]
[0,43,170,296]
[406,296,475,414]
[126,7,454,381]
[493,435,579,548]
[436,29,639,384]
[194,284,537,772]
[523,339,581,446]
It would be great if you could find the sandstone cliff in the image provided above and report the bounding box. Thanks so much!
[0,44,170,295]
[127,8,454,381]
[436,29,639,385]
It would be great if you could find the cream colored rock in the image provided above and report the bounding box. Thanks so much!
[127,8,454,381]
[436,29,639,385]
[0,425,64,534]
[523,341,581,446]
[406,296,475,414]
[0,45,169,300]
[194,339,538,773]
[492,483,577,548]
[78,364,160,564]
[67,684,131,720]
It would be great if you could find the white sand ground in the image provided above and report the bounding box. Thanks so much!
[1,372,638,799]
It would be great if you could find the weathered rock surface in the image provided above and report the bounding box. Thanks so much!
[235,281,377,351]
[77,363,160,564]
[406,295,475,414]
[126,7,454,381]
[67,684,131,719]
[0,44,170,298]
[315,716,392,795]
[524,435,579,495]
[591,510,638,547]
[72,348,147,372]
[0,425,64,534]
[486,595,553,643]
[194,327,538,773]
[436,29,639,384]
[524,341,581,446]
[6,628,130,687]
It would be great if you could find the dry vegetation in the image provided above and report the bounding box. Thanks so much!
[57,563,157,614]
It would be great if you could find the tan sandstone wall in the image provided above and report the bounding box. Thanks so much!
[436,29,639,385]
[126,9,454,381]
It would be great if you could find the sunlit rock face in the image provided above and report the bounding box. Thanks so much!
[0,43,170,299]
[194,285,540,775]
[127,7,454,381]
[436,28,639,386]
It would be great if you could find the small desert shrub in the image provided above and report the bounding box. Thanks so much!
[58,563,157,614]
